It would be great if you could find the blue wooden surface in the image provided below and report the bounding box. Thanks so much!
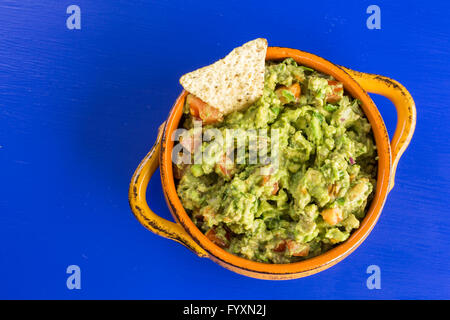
[0,0,449,299]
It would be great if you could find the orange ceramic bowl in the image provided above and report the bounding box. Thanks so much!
[129,47,416,280]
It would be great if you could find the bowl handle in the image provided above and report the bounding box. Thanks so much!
[342,67,416,191]
[128,122,208,257]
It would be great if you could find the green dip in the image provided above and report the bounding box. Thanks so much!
[175,58,377,263]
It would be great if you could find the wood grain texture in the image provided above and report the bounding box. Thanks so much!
[0,0,449,299]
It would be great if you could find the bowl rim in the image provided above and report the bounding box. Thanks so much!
[160,46,392,275]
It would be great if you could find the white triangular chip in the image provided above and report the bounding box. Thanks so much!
[180,38,267,115]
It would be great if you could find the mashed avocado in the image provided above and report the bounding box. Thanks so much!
[175,58,377,263]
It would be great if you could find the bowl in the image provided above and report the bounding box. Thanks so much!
[129,46,416,280]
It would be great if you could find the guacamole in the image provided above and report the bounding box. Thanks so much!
[175,58,377,263]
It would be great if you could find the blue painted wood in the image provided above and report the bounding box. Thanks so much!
[0,0,449,299]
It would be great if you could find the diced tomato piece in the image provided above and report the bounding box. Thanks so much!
[321,208,343,226]
[276,82,301,104]
[286,240,310,257]
[288,82,301,99]
[327,80,339,86]
[205,228,227,248]
[294,73,305,83]
[187,94,200,119]
[326,80,344,103]
[199,105,223,125]
[186,94,223,125]
[274,241,286,252]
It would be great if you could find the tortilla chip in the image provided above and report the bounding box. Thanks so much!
[179,38,267,115]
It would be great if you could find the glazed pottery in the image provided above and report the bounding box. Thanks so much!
[129,47,416,280]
